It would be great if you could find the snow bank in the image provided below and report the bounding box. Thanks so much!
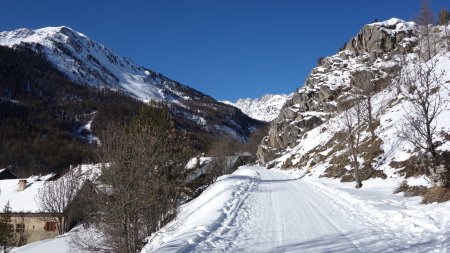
[141,167,260,252]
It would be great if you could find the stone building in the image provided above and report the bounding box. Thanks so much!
[0,174,61,245]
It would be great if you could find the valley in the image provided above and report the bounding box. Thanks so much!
[1,1,450,253]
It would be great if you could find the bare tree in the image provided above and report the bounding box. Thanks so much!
[209,156,231,181]
[400,56,446,184]
[36,168,81,234]
[415,0,435,60]
[16,214,30,247]
[75,104,190,253]
[438,8,450,51]
[336,98,364,188]
[352,70,378,140]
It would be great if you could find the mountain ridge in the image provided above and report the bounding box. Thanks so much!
[0,26,263,140]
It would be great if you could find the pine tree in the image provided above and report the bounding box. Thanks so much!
[438,8,450,51]
[438,8,450,25]
[0,201,16,252]
[415,0,435,59]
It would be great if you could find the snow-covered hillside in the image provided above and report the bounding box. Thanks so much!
[223,94,291,122]
[258,18,450,186]
[0,26,262,139]
[1,27,160,100]
[0,26,176,101]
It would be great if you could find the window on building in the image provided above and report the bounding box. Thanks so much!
[44,221,57,232]
[15,223,25,233]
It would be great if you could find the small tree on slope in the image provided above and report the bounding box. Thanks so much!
[0,201,16,252]
[400,56,447,186]
[352,70,381,140]
[336,98,364,189]
[438,8,450,51]
[415,0,435,60]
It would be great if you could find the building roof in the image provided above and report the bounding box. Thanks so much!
[0,168,18,179]
[0,164,101,213]
[0,175,49,213]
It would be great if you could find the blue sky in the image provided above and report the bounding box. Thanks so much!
[1,0,449,101]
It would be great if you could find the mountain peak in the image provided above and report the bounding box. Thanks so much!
[225,93,291,122]
[0,26,86,46]
[0,25,167,100]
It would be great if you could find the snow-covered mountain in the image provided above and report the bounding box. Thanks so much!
[0,26,173,101]
[0,26,262,139]
[258,18,450,187]
[223,94,291,122]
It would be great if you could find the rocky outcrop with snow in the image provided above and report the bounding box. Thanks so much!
[258,18,450,186]
[223,94,291,122]
[258,18,418,163]
[0,26,262,139]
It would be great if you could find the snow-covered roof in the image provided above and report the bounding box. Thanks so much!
[0,164,101,213]
[0,175,50,213]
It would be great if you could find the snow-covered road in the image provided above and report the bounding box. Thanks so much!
[144,166,449,253]
[191,167,367,252]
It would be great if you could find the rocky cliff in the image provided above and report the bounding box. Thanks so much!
[258,18,418,164]
[258,18,450,190]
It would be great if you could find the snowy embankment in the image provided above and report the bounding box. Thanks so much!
[142,167,260,252]
[145,166,450,253]
[12,232,74,253]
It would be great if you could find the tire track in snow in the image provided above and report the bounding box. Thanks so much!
[301,177,449,252]
[288,180,364,252]
[147,166,450,253]
[191,170,261,252]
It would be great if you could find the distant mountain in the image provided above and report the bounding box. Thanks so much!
[0,26,262,139]
[223,94,291,122]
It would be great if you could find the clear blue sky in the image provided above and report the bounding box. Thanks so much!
[1,0,449,101]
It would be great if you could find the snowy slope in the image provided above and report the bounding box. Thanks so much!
[223,94,291,122]
[11,232,81,253]
[258,19,450,184]
[143,166,450,253]
[0,27,166,100]
[266,53,450,180]
[0,26,262,139]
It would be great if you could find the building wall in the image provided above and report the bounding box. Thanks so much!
[11,214,60,244]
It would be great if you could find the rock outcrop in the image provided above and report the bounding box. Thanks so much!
[257,18,418,165]
[346,18,417,58]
